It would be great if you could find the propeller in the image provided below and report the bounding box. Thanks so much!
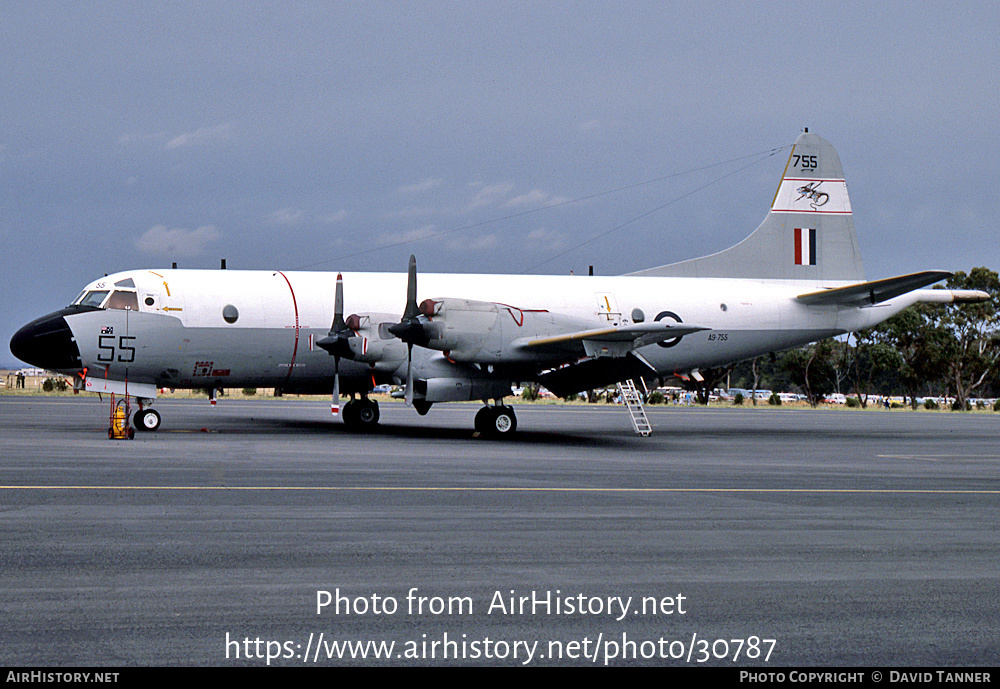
[315,273,353,416]
[386,256,429,343]
[386,255,429,406]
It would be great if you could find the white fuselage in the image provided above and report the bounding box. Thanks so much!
[59,268,919,397]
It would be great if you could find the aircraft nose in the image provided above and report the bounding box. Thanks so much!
[9,310,83,371]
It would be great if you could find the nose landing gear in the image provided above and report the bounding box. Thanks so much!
[134,408,162,432]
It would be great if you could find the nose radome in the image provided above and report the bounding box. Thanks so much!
[9,310,83,372]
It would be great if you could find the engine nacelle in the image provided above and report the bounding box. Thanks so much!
[417,377,512,403]
[344,312,408,364]
[417,298,589,362]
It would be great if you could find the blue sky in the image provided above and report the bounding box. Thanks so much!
[3,2,998,365]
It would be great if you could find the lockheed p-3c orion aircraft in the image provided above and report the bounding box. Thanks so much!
[9,131,987,436]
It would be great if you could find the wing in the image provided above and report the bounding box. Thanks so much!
[515,321,710,358]
[408,296,708,363]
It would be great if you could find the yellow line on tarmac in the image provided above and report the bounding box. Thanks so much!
[1,485,998,495]
[879,454,1000,461]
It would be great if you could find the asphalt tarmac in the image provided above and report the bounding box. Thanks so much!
[1,395,997,667]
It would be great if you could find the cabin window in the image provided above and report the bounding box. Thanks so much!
[105,290,139,311]
[78,290,109,308]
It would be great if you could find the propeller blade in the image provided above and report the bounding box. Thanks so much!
[402,255,419,321]
[387,255,431,346]
[332,273,346,333]
[316,272,354,358]
[323,273,346,417]
[404,344,414,406]
[380,255,420,406]
[332,366,341,417]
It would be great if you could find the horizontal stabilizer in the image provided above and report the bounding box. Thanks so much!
[796,271,953,306]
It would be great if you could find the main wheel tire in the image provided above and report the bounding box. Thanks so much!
[341,400,359,427]
[342,399,379,431]
[477,406,517,437]
[356,399,380,426]
[474,407,492,434]
[491,406,517,436]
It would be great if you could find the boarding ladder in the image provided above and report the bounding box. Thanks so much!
[617,379,652,436]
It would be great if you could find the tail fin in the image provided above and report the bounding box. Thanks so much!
[630,131,866,282]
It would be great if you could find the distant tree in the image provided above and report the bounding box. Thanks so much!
[780,339,838,406]
[874,305,950,407]
[830,338,851,395]
[869,267,1000,408]
[937,268,1000,409]
[846,328,903,408]
[679,364,735,405]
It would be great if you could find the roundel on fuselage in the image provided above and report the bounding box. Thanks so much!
[654,310,683,348]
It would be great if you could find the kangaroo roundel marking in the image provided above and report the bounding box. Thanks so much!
[654,310,683,348]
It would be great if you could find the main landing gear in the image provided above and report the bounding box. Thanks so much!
[474,404,517,438]
[341,396,380,431]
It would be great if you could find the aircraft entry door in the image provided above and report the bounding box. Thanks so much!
[595,292,621,326]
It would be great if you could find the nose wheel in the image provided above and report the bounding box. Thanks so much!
[474,405,517,437]
[134,408,161,432]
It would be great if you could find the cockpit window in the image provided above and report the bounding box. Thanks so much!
[114,278,136,288]
[78,290,109,307]
[105,290,139,311]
